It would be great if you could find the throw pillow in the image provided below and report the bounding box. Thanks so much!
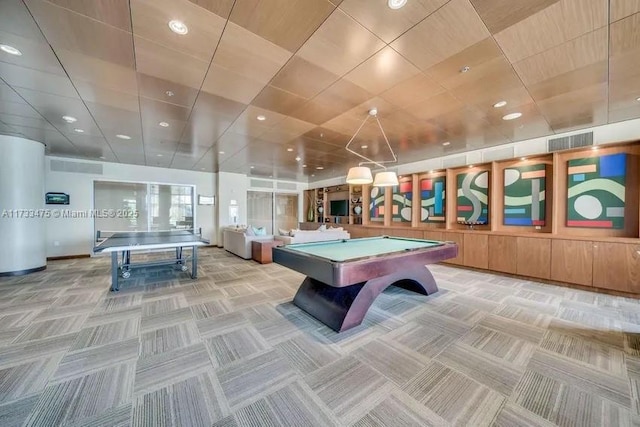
[289,229,298,237]
[278,228,289,236]
[328,226,343,231]
[245,226,256,236]
[254,227,267,236]
[318,224,327,231]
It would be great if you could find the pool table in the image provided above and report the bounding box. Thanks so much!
[273,236,458,332]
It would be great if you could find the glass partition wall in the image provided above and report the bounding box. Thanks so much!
[94,181,195,234]
[247,191,298,234]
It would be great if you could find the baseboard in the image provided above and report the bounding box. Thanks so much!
[47,254,91,261]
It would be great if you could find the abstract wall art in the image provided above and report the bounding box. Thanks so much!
[369,186,384,222]
[503,164,546,226]
[392,179,412,222]
[419,176,445,223]
[567,153,626,229]
[457,171,489,223]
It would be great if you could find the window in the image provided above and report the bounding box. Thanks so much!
[247,191,298,233]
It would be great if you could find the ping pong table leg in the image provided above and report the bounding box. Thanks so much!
[110,252,119,291]
[191,246,198,279]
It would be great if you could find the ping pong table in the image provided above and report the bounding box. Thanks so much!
[93,229,209,291]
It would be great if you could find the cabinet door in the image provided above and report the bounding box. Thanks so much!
[442,232,464,265]
[516,237,551,279]
[464,234,488,269]
[551,240,593,287]
[488,235,517,274]
[593,242,640,293]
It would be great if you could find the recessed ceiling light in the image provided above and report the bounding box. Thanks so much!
[219,151,225,154]
[62,115,77,123]
[200,168,205,170]
[73,128,84,133]
[469,165,474,168]
[387,0,407,9]
[287,148,293,152]
[165,90,174,97]
[460,66,470,73]
[159,122,169,127]
[361,145,368,149]
[157,154,163,157]
[311,174,315,177]
[502,112,522,121]
[592,146,599,150]
[250,166,255,169]
[116,134,131,140]
[0,44,22,56]
[520,157,527,161]
[295,156,301,161]
[302,164,307,168]
[99,156,106,160]
[269,175,273,178]
[316,166,324,170]
[493,100,507,108]
[168,20,188,35]
[442,141,450,146]
[636,97,640,102]
[319,133,324,138]
[256,115,266,121]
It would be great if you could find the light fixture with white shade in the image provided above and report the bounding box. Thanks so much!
[345,108,398,187]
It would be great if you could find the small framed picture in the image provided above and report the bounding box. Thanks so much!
[198,195,215,205]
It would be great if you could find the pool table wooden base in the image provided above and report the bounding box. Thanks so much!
[293,266,438,332]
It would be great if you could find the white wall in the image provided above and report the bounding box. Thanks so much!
[45,157,216,257]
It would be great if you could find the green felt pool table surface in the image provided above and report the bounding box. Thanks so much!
[283,236,444,262]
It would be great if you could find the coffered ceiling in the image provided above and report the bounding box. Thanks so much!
[0,0,639,182]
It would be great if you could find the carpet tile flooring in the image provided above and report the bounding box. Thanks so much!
[0,247,640,426]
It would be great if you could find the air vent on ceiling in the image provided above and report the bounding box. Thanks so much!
[277,182,297,190]
[548,131,593,152]
[50,159,103,175]
[442,155,466,168]
[483,146,514,162]
[250,179,274,189]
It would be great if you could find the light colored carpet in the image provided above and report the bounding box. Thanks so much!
[0,247,639,426]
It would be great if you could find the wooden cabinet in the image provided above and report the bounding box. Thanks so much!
[442,232,464,265]
[593,242,640,293]
[464,233,488,269]
[551,240,593,287]
[488,235,517,274]
[516,237,551,279]
[424,230,444,242]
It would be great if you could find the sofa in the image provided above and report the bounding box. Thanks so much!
[223,228,273,259]
[274,228,350,245]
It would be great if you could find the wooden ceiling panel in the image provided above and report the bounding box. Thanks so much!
[297,9,386,77]
[180,117,232,147]
[213,22,292,85]
[191,91,247,120]
[0,31,66,76]
[527,61,608,102]
[514,28,607,87]
[425,38,503,86]
[0,113,55,131]
[390,0,490,71]
[344,47,421,95]
[536,82,608,131]
[610,12,640,56]
[131,0,226,62]
[0,101,41,119]
[75,83,140,112]
[47,0,132,32]
[250,86,307,116]
[229,0,336,52]
[134,37,209,90]
[380,73,445,108]
[0,0,49,41]
[55,49,138,94]
[0,62,78,98]
[610,0,640,22]
[139,97,192,122]
[270,56,339,100]
[24,0,135,68]
[288,100,346,125]
[86,103,143,135]
[313,79,373,116]
[448,59,524,107]
[215,131,258,157]
[259,117,316,144]
[186,0,235,18]
[200,64,265,104]
[339,0,448,43]
[226,105,286,138]
[469,0,560,34]
[408,91,464,121]
[137,74,199,108]
[494,0,608,63]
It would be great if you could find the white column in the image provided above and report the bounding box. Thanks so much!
[0,136,46,275]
